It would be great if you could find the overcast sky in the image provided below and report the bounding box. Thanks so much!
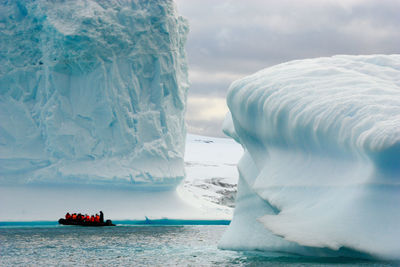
[175,0,400,137]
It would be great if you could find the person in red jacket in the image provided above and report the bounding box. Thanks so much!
[72,213,77,220]
[65,213,71,220]
[95,214,100,223]
[90,215,95,222]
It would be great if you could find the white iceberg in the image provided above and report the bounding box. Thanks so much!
[220,55,400,259]
[0,0,189,188]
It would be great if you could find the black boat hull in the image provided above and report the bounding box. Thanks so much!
[58,218,115,226]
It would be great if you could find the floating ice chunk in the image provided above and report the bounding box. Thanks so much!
[220,55,400,259]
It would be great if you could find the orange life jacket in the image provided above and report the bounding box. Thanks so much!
[65,214,71,220]
[91,216,95,222]
[72,214,77,220]
[95,215,100,222]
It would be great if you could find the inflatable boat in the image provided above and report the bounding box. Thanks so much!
[58,218,115,226]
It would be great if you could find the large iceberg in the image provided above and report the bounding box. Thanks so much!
[0,0,189,188]
[220,55,400,259]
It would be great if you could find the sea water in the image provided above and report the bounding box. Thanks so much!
[0,224,397,266]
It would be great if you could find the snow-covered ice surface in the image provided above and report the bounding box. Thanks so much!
[219,55,400,260]
[177,134,242,218]
[0,0,188,187]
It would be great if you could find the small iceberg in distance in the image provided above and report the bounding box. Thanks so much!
[219,54,400,260]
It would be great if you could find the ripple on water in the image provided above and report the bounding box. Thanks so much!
[0,226,398,266]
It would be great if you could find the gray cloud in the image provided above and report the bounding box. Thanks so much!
[175,0,400,137]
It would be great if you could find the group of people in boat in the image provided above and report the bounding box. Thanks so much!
[65,211,104,223]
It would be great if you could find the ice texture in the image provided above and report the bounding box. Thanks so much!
[0,0,189,187]
[219,55,400,259]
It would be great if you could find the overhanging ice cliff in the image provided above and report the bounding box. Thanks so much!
[0,0,189,188]
[220,55,400,259]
